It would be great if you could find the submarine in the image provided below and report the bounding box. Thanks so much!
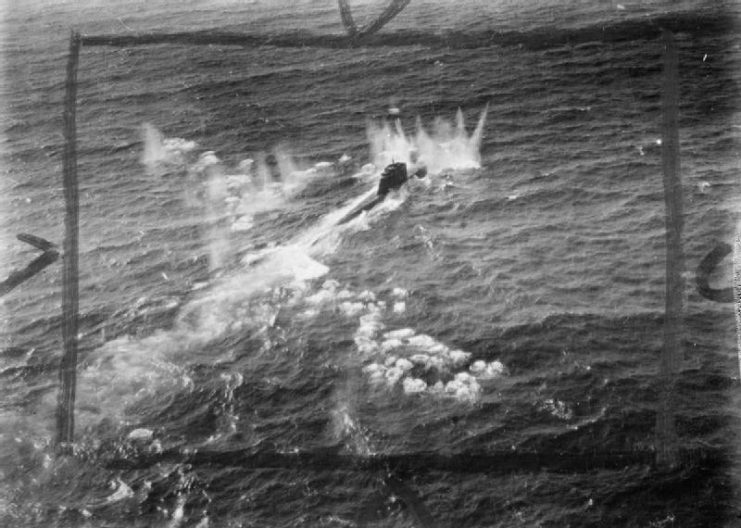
[336,161,427,226]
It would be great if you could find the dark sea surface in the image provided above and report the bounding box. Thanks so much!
[2,1,741,526]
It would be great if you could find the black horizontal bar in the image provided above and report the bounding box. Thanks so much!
[100,446,723,474]
[80,12,733,51]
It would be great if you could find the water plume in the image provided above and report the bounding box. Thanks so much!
[177,145,321,268]
[367,105,488,175]
[140,123,197,173]
[253,151,273,190]
[273,144,302,189]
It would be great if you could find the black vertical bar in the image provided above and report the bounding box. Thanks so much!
[656,28,683,468]
[735,235,741,378]
[56,31,81,447]
[734,235,741,379]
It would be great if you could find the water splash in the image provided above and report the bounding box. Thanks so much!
[184,148,316,269]
[151,130,365,269]
[367,105,488,175]
[140,122,197,172]
[330,403,374,456]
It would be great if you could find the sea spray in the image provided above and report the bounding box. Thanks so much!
[367,105,488,174]
[140,122,197,173]
[273,143,304,190]
[157,138,322,268]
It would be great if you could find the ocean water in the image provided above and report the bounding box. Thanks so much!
[1,0,741,526]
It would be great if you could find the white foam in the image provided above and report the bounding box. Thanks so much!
[168,494,186,528]
[347,287,500,403]
[322,279,340,291]
[305,288,336,306]
[391,287,408,299]
[362,363,387,385]
[357,315,384,338]
[483,360,506,379]
[106,478,135,504]
[339,301,364,317]
[470,359,505,379]
[540,399,574,420]
[314,161,334,176]
[353,301,386,356]
[429,380,445,393]
[301,308,319,320]
[447,349,471,368]
[381,338,403,352]
[244,245,329,283]
[445,373,481,403]
[395,358,414,372]
[470,360,487,374]
[363,363,386,376]
[231,216,255,233]
[454,371,475,383]
[384,328,416,340]
[238,159,254,173]
[127,428,153,442]
[408,334,448,355]
[358,290,376,302]
[385,367,404,387]
[354,336,379,355]
[392,301,406,314]
[403,377,427,394]
[409,353,430,366]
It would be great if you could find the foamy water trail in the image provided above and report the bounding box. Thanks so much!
[292,185,380,253]
[57,166,380,431]
[49,243,332,431]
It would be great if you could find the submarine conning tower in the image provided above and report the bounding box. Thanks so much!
[377,162,408,198]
